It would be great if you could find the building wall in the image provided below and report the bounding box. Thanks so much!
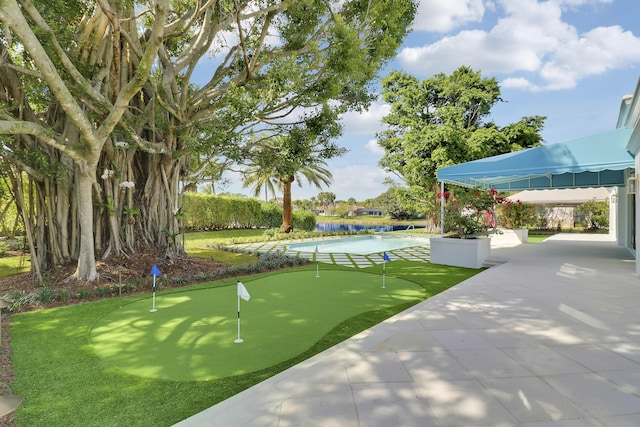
[620,76,640,274]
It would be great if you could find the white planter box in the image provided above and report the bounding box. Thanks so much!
[513,228,528,243]
[429,236,490,269]
[490,228,528,247]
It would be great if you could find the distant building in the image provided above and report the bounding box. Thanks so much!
[355,207,383,217]
[507,188,612,229]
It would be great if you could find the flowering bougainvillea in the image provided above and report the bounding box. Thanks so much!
[438,187,506,238]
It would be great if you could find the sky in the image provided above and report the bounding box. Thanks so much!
[218,0,640,202]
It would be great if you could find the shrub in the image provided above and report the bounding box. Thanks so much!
[293,209,316,231]
[58,289,71,303]
[183,194,263,230]
[260,203,283,228]
[498,199,535,229]
[37,286,54,304]
[577,199,609,231]
[162,251,309,287]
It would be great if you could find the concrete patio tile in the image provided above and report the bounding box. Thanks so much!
[175,236,640,427]
[542,373,640,417]
[274,361,350,391]
[549,324,632,345]
[502,346,590,376]
[398,350,476,381]
[452,311,507,329]
[481,376,588,422]
[175,401,283,427]
[397,255,424,261]
[607,341,640,364]
[551,344,640,372]
[598,369,640,396]
[417,312,467,330]
[345,352,413,383]
[596,413,640,427]
[331,255,355,267]
[519,420,605,427]
[365,328,442,352]
[369,254,385,264]
[476,328,543,349]
[430,329,496,350]
[351,382,440,427]
[415,378,518,426]
[350,255,374,267]
[450,348,534,378]
[278,384,359,427]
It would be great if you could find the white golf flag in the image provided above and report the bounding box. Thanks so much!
[237,281,250,301]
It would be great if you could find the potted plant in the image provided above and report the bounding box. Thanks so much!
[430,187,503,268]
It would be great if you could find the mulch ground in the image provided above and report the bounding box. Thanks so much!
[0,247,230,427]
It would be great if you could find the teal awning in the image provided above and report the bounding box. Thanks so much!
[437,128,634,190]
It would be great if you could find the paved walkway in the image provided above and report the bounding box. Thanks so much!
[230,238,431,268]
[176,234,640,427]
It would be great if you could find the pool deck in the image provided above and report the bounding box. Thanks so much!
[231,236,431,268]
[176,233,640,427]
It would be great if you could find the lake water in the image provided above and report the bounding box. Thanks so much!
[286,235,430,255]
[315,222,425,233]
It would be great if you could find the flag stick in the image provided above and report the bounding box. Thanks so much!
[382,260,386,289]
[235,281,250,343]
[315,246,320,278]
[150,275,158,312]
[150,264,161,312]
[234,293,243,343]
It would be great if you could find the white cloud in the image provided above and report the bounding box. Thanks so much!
[501,77,539,91]
[329,165,392,200]
[341,102,390,134]
[365,139,385,156]
[538,26,640,90]
[414,0,486,32]
[557,0,613,7]
[398,0,640,92]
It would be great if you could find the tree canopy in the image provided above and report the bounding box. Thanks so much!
[376,66,546,212]
[0,0,417,280]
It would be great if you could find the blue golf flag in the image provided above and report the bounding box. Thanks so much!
[151,264,161,276]
[383,252,391,262]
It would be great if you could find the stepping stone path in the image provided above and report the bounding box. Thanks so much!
[229,239,431,268]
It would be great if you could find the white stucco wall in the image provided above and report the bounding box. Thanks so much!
[621,76,640,275]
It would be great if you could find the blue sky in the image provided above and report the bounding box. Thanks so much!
[220,0,640,202]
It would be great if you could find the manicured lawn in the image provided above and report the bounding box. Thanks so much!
[0,255,30,277]
[185,230,264,264]
[528,233,555,243]
[10,261,480,427]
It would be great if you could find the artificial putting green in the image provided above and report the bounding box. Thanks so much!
[90,270,423,381]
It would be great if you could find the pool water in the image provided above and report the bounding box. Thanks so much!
[286,235,429,255]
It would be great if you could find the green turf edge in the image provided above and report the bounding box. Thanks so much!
[9,262,480,427]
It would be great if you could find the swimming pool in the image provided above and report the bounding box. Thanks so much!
[286,235,430,255]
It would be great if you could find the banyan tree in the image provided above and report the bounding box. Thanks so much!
[0,0,416,281]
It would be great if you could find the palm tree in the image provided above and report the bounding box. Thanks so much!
[280,161,332,232]
[242,161,281,202]
[245,104,344,232]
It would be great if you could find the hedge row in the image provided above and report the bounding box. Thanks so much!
[182,194,316,231]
